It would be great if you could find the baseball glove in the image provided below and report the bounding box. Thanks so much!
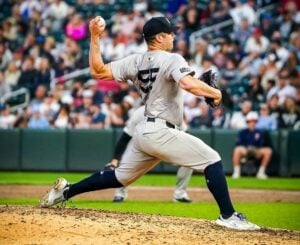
[200,70,220,108]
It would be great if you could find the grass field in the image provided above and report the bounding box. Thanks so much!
[0,171,300,230]
[1,171,300,190]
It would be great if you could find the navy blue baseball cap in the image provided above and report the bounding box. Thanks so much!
[143,17,179,39]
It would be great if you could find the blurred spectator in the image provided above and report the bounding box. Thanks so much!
[260,53,279,90]
[232,112,272,179]
[244,28,270,55]
[54,58,74,78]
[144,3,164,20]
[22,32,36,57]
[0,42,13,71]
[212,106,231,128]
[2,20,18,42]
[284,0,300,24]
[267,73,297,105]
[84,79,104,105]
[278,96,300,129]
[267,94,281,120]
[44,0,69,33]
[182,5,200,35]
[260,13,277,38]
[36,57,54,90]
[232,17,253,49]
[53,104,71,128]
[192,39,208,68]
[30,85,47,109]
[104,32,126,61]
[75,89,94,115]
[269,38,289,70]
[0,71,11,98]
[281,51,299,85]
[40,36,56,66]
[27,106,50,129]
[19,0,42,21]
[230,100,253,129]
[256,103,277,130]
[13,111,29,128]
[124,29,147,56]
[65,13,87,41]
[60,37,85,69]
[184,96,201,124]
[0,105,16,129]
[39,94,60,122]
[166,0,188,17]
[99,29,113,63]
[89,104,106,129]
[220,57,239,87]
[278,9,298,42]
[133,0,148,15]
[17,56,38,95]
[190,102,213,128]
[247,75,265,105]
[73,113,91,129]
[4,61,21,88]
[119,10,141,39]
[230,0,256,28]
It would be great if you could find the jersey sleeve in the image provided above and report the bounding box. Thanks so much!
[167,54,195,84]
[111,54,138,82]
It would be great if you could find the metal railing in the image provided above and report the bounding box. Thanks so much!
[50,67,91,90]
[0,88,30,112]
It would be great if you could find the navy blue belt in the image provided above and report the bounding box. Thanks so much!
[146,117,176,129]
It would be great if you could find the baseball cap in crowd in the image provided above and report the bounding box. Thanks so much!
[143,17,179,39]
[246,112,258,122]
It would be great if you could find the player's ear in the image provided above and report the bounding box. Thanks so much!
[155,33,165,43]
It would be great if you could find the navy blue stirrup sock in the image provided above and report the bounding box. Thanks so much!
[204,161,235,218]
[65,169,123,199]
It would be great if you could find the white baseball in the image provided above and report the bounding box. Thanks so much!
[97,16,106,27]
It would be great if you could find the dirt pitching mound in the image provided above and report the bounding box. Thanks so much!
[0,205,299,245]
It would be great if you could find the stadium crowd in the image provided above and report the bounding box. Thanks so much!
[0,0,299,130]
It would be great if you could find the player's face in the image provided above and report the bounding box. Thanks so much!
[162,32,175,51]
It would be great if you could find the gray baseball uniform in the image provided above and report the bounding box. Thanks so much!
[111,51,220,186]
[114,105,193,200]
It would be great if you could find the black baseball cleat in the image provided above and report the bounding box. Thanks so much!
[113,196,125,203]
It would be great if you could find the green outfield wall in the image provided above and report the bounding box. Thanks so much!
[0,129,299,176]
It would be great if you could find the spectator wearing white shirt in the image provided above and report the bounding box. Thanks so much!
[230,100,253,129]
[267,74,297,105]
[244,28,270,55]
[230,0,256,28]
[0,105,16,129]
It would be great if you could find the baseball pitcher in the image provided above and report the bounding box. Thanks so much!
[40,16,259,230]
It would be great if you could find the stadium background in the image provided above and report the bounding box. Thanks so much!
[0,1,300,243]
[0,0,299,175]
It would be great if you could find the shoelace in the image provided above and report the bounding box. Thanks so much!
[236,212,247,221]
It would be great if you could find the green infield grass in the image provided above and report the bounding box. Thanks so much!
[0,171,300,190]
[0,198,299,231]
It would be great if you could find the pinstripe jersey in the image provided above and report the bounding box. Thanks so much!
[111,51,195,126]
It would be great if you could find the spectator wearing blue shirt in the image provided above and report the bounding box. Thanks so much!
[232,112,272,179]
[256,103,277,130]
[28,106,50,129]
[89,104,106,129]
